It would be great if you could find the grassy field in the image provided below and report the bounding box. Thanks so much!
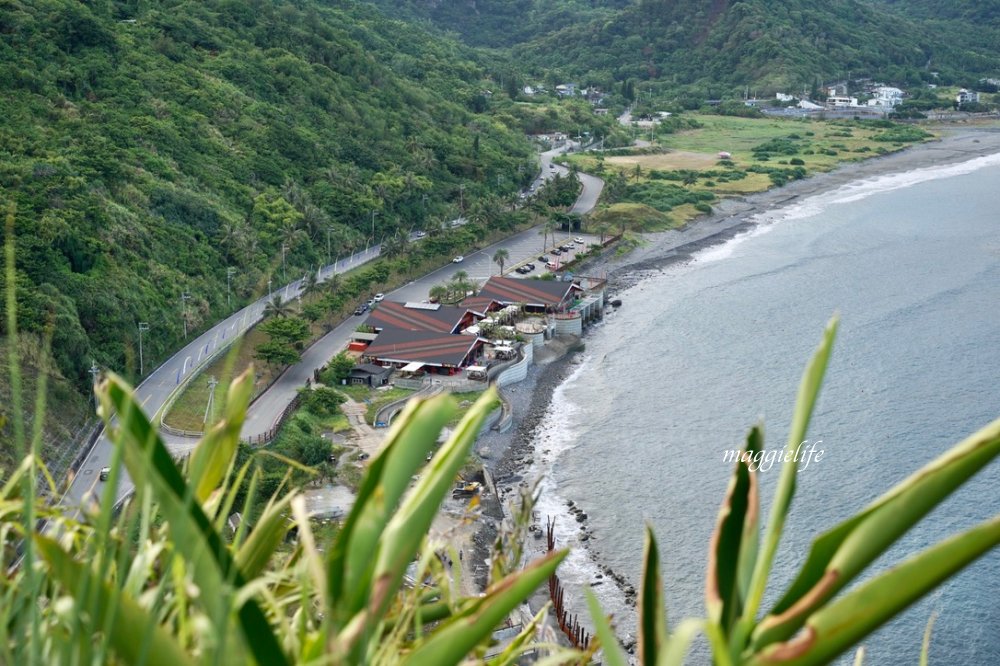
[571,114,934,230]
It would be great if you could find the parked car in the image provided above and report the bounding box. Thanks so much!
[354,303,368,315]
[415,230,426,238]
[373,293,385,302]
[546,261,559,270]
[453,255,464,263]
[548,164,556,171]
[526,263,536,270]
[551,248,562,256]
[573,236,585,244]
[99,467,110,482]
[559,244,573,251]
[538,255,550,263]
[515,266,530,274]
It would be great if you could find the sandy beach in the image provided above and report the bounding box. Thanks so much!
[470,122,1000,635]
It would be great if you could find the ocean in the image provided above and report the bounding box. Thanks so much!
[528,154,1000,664]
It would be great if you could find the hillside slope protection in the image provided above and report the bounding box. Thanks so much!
[0,0,535,455]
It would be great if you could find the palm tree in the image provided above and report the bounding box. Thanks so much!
[597,222,610,244]
[302,270,320,298]
[632,162,642,182]
[492,248,509,275]
[429,284,448,303]
[263,294,293,319]
[542,220,555,251]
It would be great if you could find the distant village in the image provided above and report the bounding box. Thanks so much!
[511,76,998,120]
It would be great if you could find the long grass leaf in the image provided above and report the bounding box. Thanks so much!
[187,369,253,504]
[640,525,668,665]
[737,317,837,644]
[585,587,629,666]
[748,515,1000,666]
[101,374,288,665]
[401,550,566,665]
[752,415,1000,649]
[35,535,193,666]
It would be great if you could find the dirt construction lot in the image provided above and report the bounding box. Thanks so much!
[604,149,719,171]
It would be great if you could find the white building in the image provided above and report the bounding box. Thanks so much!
[867,86,904,108]
[827,96,859,108]
[775,92,796,102]
[956,89,980,106]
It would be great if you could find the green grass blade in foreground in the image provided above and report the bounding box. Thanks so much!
[737,317,837,641]
[707,426,761,638]
[235,491,295,579]
[401,550,567,665]
[661,618,705,666]
[748,515,1000,666]
[361,390,498,634]
[751,414,1000,650]
[186,368,254,504]
[327,394,455,621]
[35,535,193,666]
[585,587,629,666]
[489,603,551,666]
[639,526,668,666]
[101,374,289,666]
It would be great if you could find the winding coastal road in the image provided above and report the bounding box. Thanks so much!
[65,143,603,511]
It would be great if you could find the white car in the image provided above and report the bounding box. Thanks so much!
[415,230,426,238]
[573,236,585,244]
[373,293,385,302]
[453,255,464,263]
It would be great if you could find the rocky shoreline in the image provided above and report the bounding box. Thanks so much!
[463,122,1000,641]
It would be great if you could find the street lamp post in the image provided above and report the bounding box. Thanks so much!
[89,360,100,409]
[138,322,149,376]
[204,375,219,424]
[181,292,191,338]
[459,184,465,216]
[326,226,334,267]
[371,210,378,239]
[281,244,288,282]
[226,267,236,309]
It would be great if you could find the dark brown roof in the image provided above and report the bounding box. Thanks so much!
[365,328,483,368]
[459,295,502,315]
[364,301,471,334]
[476,276,581,308]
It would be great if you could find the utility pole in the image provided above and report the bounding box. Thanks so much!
[181,292,191,338]
[204,375,219,424]
[138,322,149,377]
[371,210,378,239]
[459,184,465,217]
[226,267,236,310]
[281,244,288,282]
[326,226,334,266]
[267,278,272,296]
[89,360,100,410]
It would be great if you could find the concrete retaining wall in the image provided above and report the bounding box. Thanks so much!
[495,341,533,388]
[553,313,583,337]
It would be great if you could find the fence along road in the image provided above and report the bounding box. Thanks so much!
[67,140,603,510]
[62,243,384,511]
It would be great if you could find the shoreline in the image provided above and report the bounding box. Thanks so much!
[472,123,1000,640]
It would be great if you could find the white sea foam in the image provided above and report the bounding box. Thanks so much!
[526,356,633,642]
[695,150,1000,264]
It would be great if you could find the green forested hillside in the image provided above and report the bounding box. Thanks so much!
[0,0,534,398]
[513,0,997,89]
[382,0,1000,91]
[368,0,628,48]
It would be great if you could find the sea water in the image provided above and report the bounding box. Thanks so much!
[529,155,1000,664]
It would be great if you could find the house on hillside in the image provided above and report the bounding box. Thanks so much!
[868,86,904,109]
[956,89,980,106]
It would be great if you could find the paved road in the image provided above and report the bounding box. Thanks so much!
[241,143,603,440]
[64,245,385,510]
[67,142,603,510]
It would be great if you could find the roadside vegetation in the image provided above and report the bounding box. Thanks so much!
[4,274,999,665]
